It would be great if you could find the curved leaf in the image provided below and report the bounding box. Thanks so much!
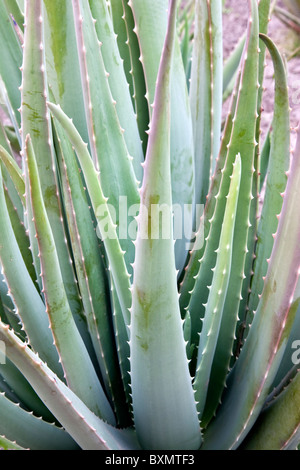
[202,124,300,450]
[244,33,290,334]
[0,165,62,376]
[0,391,78,450]
[24,134,115,425]
[47,101,132,334]
[0,320,140,451]
[241,370,300,450]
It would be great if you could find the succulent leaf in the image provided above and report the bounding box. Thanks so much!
[130,0,195,274]
[242,33,290,340]
[193,153,241,421]
[0,356,55,423]
[25,134,116,425]
[190,0,223,206]
[0,0,298,451]
[3,0,24,33]
[241,369,300,450]
[0,321,139,450]
[53,118,131,427]
[202,124,300,450]
[0,164,62,377]
[110,0,149,154]
[0,2,22,127]
[0,435,26,451]
[184,0,259,397]
[21,0,84,333]
[88,0,144,181]
[0,145,25,207]
[0,390,78,450]
[43,0,89,146]
[130,0,201,450]
[47,101,132,333]
[72,0,140,281]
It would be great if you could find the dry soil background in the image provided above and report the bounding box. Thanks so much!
[223,0,300,150]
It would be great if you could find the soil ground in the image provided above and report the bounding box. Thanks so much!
[223,0,300,150]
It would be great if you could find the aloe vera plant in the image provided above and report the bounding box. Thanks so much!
[0,0,299,451]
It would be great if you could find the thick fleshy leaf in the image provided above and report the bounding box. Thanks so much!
[88,0,144,181]
[0,357,55,423]
[0,145,37,285]
[0,165,62,377]
[201,125,300,450]
[0,435,26,451]
[24,134,115,425]
[130,0,201,451]
[272,278,300,388]
[3,0,24,33]
[3,183,37,287]
[0,270,24,337]
[72,0,140,279]
[184,1,260,408]
[236,0,273,340]
[47,101,132,334]
[109,0,149,154]
[43,0,89,146]
[21,0,84,330]
[189,0,223,206]
[130,0,195,274]
[0,321,140,450]
[0,2,22,127]
[241,369,300,450]
[53,119,131,428]
[0,145,25,207]
[0,391,78,450]
[243,33,290,334]
[193,154,241,420]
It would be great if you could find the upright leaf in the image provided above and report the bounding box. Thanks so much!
[130,0,195,274]
[0,165,62,377]
[53,119,131,427]
[130,0,201,451]
[110,0,149,154]
[202,125,300,450]
[0,2,22,127]
[244,34,290,334]
[21,0,84,331]
[24,134,115,425]
[48,102,132,336]
[88,0,144,181]
[189,0,223,206]
[43,0,89,145]
[184,0,259,372]
[72,0,140,278]
[193,154,241,420]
